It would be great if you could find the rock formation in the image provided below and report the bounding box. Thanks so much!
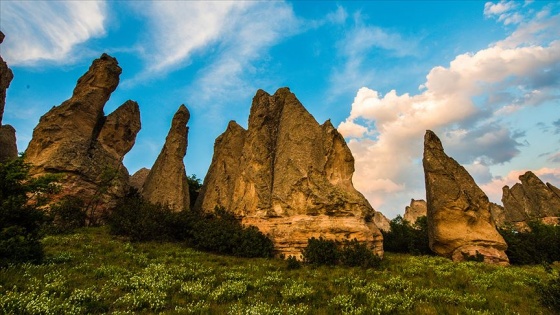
[403,199,427,226]
[195,87,383,258]
[142,105,190,212]
[496,171,560,229]
[373,212,391,232]
[423,130,508,265]
[24,54,141,218]
[0,31,18,162]
[129,168,150,193]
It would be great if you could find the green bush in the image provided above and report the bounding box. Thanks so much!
[286,255,301,270]
[45,196,87,234]
[499,221,560,265]
[339,239,382,268]
[383,215,431,255]
[302,237,339,266]
[0,157,57,267]
[301,237,380,268]
[537,273,560,310]
[187,174,202,209]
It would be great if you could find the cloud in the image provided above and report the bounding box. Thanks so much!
[484,1,521,25]
[338,4,560,217]
[481,167,560,202]
[0,1,107,65]
[548,152,560,163]
[553,119,560,134]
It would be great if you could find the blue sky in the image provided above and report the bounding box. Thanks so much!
[1,1,559,218]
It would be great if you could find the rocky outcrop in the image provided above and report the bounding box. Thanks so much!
[24,54,140,218]
[130,168,150,193]
[423,130,508,265]
[498,171,560,229]
[403,199,427,225]
[196,88,383,258]
[142,105,190,212]
[0,31,18,162]
[373,212,391,232]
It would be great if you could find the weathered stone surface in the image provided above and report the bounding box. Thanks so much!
[499,171,560,228]
[403,199,427,226]
[196,87,383,258]
[0,125,17,162]
[423,130,508,265]
[24,54,140,218]
[373,212,391,232]
[0,31,17,162]
[129,168,150,193]
[142,105,190,212]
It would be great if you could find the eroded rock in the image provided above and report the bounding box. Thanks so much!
[24,54,140,218]
[0,31,17,162]
[129,167,150,193]
[403,199,427,226]
[373,212,391,232]
[423,130,508,265]
[142,105,190,212]
[196,88,383,258]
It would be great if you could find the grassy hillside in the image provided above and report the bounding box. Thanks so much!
[0,227,557,314]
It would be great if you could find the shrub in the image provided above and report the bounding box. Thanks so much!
[286,256,301,270]
[499,221,560,265]
[339,239,382,268]
[302,237,339,266]
[537,273,560,310]
[187,174,202,209]
[0,157,57,267]
[383,215,431,255]
[45,196,87,234]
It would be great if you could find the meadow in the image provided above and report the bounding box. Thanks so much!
[0,227,557,315]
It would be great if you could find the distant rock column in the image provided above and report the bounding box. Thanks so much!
[24,54,141,219]
[403,199,427,225]
[0,31,18,162]
[142,105,190,212]
[423,130,508,265]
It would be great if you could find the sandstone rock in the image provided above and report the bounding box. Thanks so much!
[24,54,140,219]
[196,88,383,258]
[130,167,150,193]
[0,31,17,162]
[142,105,190,212]
[373,212,391,232]
[499,171,560,228]
[423,130,508,265]
[403,199,427,226]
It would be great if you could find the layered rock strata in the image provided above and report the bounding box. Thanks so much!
[0,31,18,162]
[196,87,383,258]
[495,171,560,229]
[403,199,427,226]
[423,130,508,265]
[142,105,190,212]
[25,54,140,218]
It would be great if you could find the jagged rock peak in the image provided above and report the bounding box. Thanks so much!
[129,168,150,193]
[499,171,560,228]
[142,105,190,212]
[403,199,427,226]
[423,130,508,265]
[24,54,140,218]
[196,87,383,258]
[0,31,17,162]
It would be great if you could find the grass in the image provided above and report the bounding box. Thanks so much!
[0,227,558,314]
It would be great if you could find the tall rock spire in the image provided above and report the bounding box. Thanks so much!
[0,31,18,162]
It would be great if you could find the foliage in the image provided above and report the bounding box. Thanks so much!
[0,227,556,314]
[537,272,560,311]
[383,215,432,255]
[0,157,57,267]
[302,237,381,268]
[286,255,302,270]
[499,220,560,265]
[45,196,87,234]
[107,195,274,258]
[187,174,202,209]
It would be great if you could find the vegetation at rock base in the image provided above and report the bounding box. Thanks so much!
[499,221,560,265]
[0,227,558,314]
[382,215,432,256]
[302,237,381,268]
[0,157,57,267]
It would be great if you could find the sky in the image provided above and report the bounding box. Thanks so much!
[1,1,559,218]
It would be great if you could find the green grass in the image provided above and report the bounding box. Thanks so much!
[0,227,557,314]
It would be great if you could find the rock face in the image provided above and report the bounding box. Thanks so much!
[0,31,18,162]
[195,88,383,258]
[373,212,391,232]
[142,105,190,212]
[130,168,150,193]
[423,130,508,265]
[497,171,560,228]
[24,54,141,218]
[403,199,427,225]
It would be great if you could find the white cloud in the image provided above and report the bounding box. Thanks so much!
[339,5,560,217]
[0,1,106,65]
[484,1,517,17]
